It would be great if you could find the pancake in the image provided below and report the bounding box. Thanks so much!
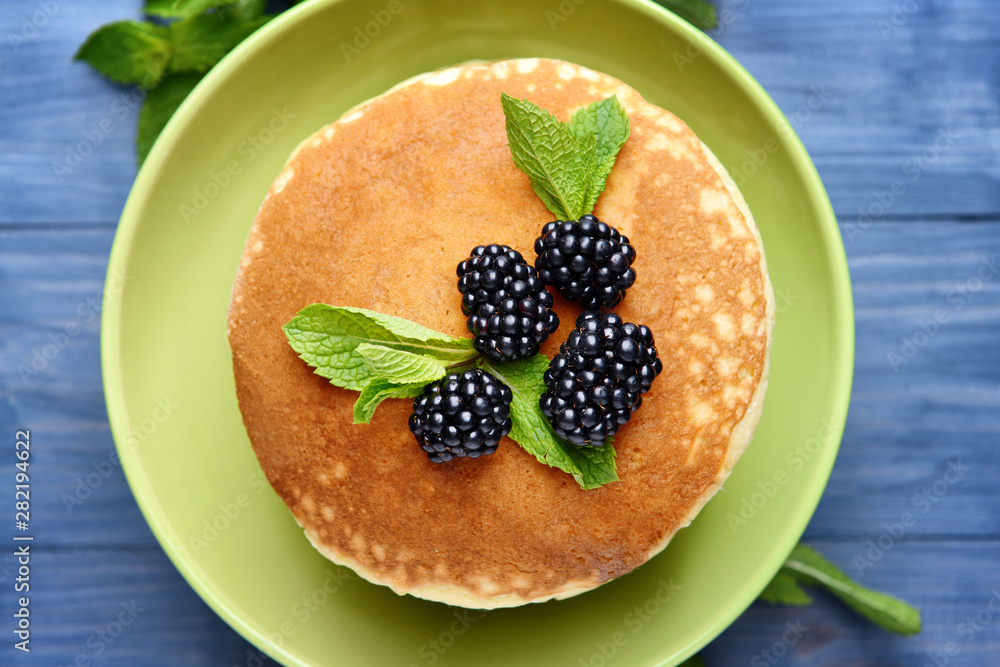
[227,58,774,609]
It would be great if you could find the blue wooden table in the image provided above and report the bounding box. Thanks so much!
[2,1,999,665]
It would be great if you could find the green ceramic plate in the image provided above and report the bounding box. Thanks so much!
[101,0,853,665]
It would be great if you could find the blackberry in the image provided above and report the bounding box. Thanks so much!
[540,312,662,446]
[457,244,559,362]
[533,214,637,310]
[409,369,513,463]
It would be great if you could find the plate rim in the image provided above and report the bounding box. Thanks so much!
[100,0,855,665]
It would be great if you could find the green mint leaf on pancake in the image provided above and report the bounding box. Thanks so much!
[656,0,718,32]
[569,95,630,214]
[772,544,922,635]
[167,8,272,74]
[283,305,476,392]
[501,93,590,221]
[484,356,618,489]
[137,72,204,163]
[356,343,459,386]
[759,570,813,606]
[502,93,630,220]
[353,379,426,425]
[562,441,618,490]
[73,21,171,86]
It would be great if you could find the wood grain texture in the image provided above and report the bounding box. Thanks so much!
[1,0,999,665]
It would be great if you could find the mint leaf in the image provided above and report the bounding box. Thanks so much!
[229,0,268,20]
[563,441,618,490]
[146,0,267,19]
[145,0,231,18]
[167,8,271,74]
[759,570,813,606]
[569,96,630,214]
[283,305,475,392]
[779,545,922,636]
[501,93,590,221]
[356,343,470,386]
[353,379,425,424]
[656,0,718,32]
[484,356,618,489]
[74,21,171,86]
[137,72,204,163]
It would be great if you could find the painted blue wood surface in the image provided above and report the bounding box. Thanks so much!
[1,0,999,665]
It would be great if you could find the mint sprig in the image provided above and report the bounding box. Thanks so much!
[501,94,591,221]
[282,305,618,489]
[501,93,630,221]
[166,8,271,73]
[74,0,279,164]
[763,544,922,636]
[74,21,172,86]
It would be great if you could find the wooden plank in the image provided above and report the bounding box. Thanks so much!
[0,547,256,666]
[805,220,1000,539]
[1,0,999,223]
[0,229,159,546]
[715,0,1000,219]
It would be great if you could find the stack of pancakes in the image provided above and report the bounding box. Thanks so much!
[227,58,774,609]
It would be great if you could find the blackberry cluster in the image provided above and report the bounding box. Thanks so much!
[409,369,513,463]
[540,312,662,446]
[534,214,637,310]
[457,244,559,362]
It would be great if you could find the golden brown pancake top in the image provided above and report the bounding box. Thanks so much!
[228,59,771,606]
